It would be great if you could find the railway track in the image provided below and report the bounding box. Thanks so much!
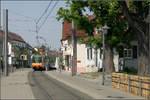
[28,71,91,100]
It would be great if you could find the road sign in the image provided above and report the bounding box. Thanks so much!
[24,55,27,60]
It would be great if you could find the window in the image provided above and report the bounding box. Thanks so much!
[99,49,103,59]
[32,56,42,63]
[119,46,124,58]
[87,48,93,60]
[124,49,132,58]
[132,46,137,59]
[119,45,137,59]
[90,48,92,59]
[65,47,67,51]
[87,49,89,59]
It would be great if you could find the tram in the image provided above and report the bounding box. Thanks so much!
[31,55,45,71]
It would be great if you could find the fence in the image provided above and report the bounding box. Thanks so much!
[112,73,150,99]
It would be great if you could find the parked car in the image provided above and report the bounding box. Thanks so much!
[48,63,56,70]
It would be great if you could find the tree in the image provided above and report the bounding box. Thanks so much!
[57,0,137,74]
[118,1,150,76]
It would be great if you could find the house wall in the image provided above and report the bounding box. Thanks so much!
[61,40,101,72]
[117,40,138,71]
[113,49,119,72]
[85,47,98,72]
[124,41,138,70]
[0,37,3,57]
[76,42,86,72]
[124,59,138,69]
[8,42,12,65]
[61,40,72,70]
[62,39,138,73]
[97,49,103,69]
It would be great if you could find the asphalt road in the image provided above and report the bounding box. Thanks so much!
[28,71,93,100]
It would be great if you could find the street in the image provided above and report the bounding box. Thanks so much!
[0,1,150,99]
[0,68,146,99]
[28,71,92,100]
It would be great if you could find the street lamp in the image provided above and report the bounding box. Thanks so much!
[98,24,109,85]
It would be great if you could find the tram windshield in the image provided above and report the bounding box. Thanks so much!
[32,56,42,63]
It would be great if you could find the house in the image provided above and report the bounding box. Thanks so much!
[61,16,104,73]
[61,17,138,73]
[0,30,33,70]
[117,40,138,71]
[0,30,3,57]
[52,50,62,57]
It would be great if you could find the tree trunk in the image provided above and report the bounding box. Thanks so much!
[119,1,150,76]
[137,20,150,76]
[104,44,115,74]
[138,51,149,76]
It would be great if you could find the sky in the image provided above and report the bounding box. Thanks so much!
[1,1,66,50]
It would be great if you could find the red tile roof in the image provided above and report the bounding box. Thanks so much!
[0,30,3,37]
[62,15,97,40]
[52,50,62,57]
[0,30,25,42]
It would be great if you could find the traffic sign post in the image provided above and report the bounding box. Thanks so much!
[3,9,8,76]
[20,55,24,71]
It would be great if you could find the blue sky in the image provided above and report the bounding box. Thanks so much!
[1,1,66,50]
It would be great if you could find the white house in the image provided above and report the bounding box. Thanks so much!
[117,40,138,71]
[61,18,104,73]
[61,18,138,73]
[0,30,33,70]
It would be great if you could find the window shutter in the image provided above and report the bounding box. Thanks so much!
[91,48,92,59]
[132,46,137,59]
[87,49,89,59]
[119,46,124,58]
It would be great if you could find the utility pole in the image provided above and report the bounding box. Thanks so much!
[102,30,105,85]
[3,9,8,76]
[148,5,150,99]
[35,22,40,48]
[36,23,38,47]
[72,20,76,76]
[0,0,1,29]
[100,24,109,85]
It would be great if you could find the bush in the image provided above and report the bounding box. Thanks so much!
[122,67,137,75]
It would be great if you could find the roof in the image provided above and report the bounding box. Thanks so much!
[9,32,25,42]
[0,30,3,37]
[0,30,25,43]
[52,50,62,57]
[62,15,97,40]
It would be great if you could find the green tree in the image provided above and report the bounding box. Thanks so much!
[57,0,138,74]
[118,1,150,76]
[57,0,150,76]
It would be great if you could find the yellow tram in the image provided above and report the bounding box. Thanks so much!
[31,55,45,71]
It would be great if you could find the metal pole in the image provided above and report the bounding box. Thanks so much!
[22,59,23,71]
[102,31,105,85]
[35,22,40,47]
[3,9,8,76]
[149,5,150,77]
[0,0,1,29]
[36,23,38,47]
[72,20,76,76]
[148,6,150,100]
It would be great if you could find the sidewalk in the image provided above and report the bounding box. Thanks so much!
[45,70,146,99]
[0,68,35,99]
